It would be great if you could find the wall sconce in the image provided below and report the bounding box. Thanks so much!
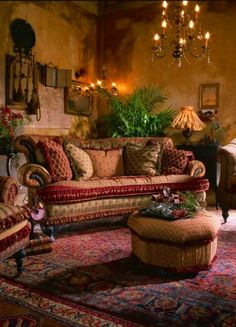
[73,65,119,97]
[75,67,86,79]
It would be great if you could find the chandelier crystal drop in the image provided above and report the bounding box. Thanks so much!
[152,1,211,66]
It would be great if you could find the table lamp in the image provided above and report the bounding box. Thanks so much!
[172,106,206,144]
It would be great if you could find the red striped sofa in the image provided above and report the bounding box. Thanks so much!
[15,135,209,228]
[0,176,31,275]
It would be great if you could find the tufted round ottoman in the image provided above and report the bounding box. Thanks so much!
[127,210,221,273]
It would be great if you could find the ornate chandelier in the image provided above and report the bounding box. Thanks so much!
[152,1,211,66]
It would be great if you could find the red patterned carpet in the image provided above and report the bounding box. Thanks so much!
[0,209,236,327]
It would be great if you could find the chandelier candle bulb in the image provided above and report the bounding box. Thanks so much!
[195,4,200,19]
[182,1,188,6]
[162,20,167,29]
[189,20,194,29]
[205,32,210,46]
[162,1,168,9]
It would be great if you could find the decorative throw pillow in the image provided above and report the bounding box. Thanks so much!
[37,139,72,182]
[124,142,161,176]
[64,143,93,180]
[85,149,124,177]
[161,148,194,175]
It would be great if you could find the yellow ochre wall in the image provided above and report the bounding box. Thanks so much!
[0,0,98,137]
[101,1,236,144]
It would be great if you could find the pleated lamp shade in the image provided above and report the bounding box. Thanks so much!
[172,106,206,144]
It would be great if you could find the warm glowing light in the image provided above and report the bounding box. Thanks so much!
[189,20,194,29]
[154,33,160,41]
[112,82,117,87]
[90,83,95,88]
[151,1,211,65]
[205,31,210,39]
[162,20,167,28]
[162,1,168,9]
[97,80,102,86]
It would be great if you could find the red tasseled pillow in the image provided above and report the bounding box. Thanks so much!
[37,138,72,182]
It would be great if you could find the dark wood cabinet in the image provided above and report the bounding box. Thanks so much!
[177,144,219,206]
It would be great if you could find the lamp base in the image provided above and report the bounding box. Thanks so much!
[182,128,193,145]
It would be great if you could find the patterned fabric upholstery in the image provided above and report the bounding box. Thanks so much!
[128,210,221,244]
[128,210,221,272]
[85,149,124,177]
[124,142,161,176]
[0,177,18,205]
[64,143,93,180]
[37,175,209,204]
[37,139,72,182]
[161,148,194,175]
[0,204,31,232]
[14,134,208,227]
[0,203,31,262]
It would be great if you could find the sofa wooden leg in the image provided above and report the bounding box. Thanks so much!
[43,226,56,242]
[222,209,229,223]
[13,249,25,276]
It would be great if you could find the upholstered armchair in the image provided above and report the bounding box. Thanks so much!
[217,139,236,223]
[0,176,31,275]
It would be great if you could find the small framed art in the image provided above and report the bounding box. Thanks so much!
[64,80,92,116]
[199,83,219,109]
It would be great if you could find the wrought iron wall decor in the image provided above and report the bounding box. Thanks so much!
[6,19,41,120]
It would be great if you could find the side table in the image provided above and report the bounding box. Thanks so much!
[177,143,219,208]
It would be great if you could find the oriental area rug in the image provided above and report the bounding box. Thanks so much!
[0,210,236,327]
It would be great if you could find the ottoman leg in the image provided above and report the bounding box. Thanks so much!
[13,249,26,276]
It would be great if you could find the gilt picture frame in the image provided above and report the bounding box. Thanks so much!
[64,80,92,116]
[199,83,219,109]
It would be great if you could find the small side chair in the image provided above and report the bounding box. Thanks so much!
[217,139,236,223]
[0,176,31,275]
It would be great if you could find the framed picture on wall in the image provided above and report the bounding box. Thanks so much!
[199,83,220,109]
[64,80,92,116]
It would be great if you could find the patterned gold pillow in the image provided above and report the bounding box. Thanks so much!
[85,149,124,177]
[124,142,161,176]
[64,143,93,180]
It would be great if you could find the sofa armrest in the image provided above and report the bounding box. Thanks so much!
[186,160,206,177]
[0,176,19,204]
[17,163,52,188]
[217,140,236,190]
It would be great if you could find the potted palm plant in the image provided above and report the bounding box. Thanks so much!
[97,85,175,137]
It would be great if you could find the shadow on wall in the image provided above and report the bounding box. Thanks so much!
[69,116,97,139]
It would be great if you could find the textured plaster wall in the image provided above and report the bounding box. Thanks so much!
[0,1,98,136]
[102,1,236,144]
[0,1,98,176]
